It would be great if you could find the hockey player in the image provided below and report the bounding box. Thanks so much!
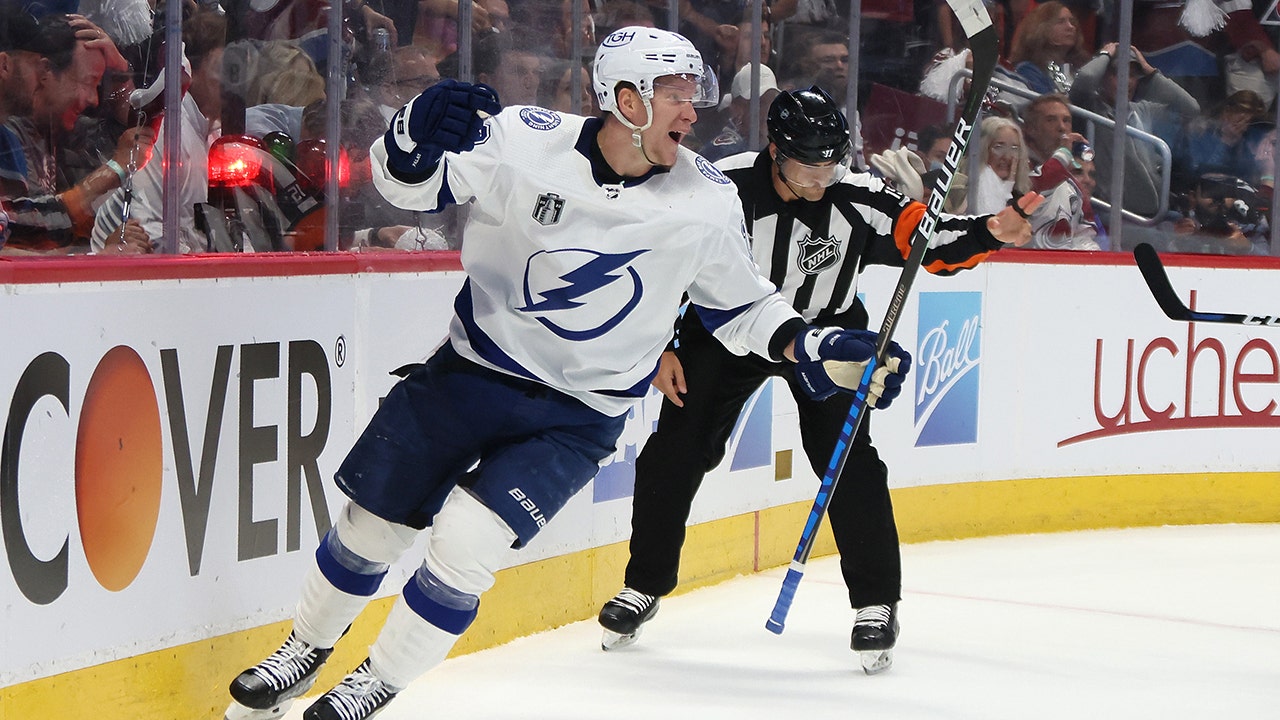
[598,86,1043,674]
[223,29,914,720]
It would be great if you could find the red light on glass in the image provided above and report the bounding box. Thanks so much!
[209,135,266,187]
[296,139,352,190]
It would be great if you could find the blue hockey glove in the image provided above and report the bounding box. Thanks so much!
[793,326,912,406]
[384,79,501,180]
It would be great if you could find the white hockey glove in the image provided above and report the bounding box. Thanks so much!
[793,327,912,406]
[868,147,927,201]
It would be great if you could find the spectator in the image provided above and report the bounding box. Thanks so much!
[90,8,224,253]
[538,58,594,115]
[701,62,779,161]
[780,30,849,111]
[0,4,46,251]
[970,115,1030,214]
[362,45,442,123]
[1170,171,1265,255]
[676,0,744,83]
[596,0,661,36]
[1172,89,1271,198]
[915,122,952,172]
[4,13,153,253]
[918,33,1035,115]
[1020,92,1073,169]
[473,30,543,107]
[1008,1,1089,94]
[1130,0,1280,110]
[1068,149,1108,246]
[1026,135,1103,250]
[1070,43,1199,219]
[245,41,326,108]
[418,0,507,62]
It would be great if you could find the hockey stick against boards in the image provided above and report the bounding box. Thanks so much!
[1133,243,1280,327]
[763,0,999,635]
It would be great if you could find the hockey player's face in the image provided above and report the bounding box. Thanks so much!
[644,76,700,165]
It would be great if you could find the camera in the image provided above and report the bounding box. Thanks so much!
[1190,173,1264,235]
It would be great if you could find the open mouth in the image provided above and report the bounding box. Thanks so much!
[668,131,685,144]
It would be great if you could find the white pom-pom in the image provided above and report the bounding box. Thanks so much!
[1179,0,1227,37]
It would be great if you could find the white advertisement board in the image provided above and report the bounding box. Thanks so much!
[2,256,1277,686]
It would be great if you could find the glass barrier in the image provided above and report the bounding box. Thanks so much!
[0,0,1276,256]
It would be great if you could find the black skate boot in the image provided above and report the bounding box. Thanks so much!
[598,588,659,651]
[228,631,334,712]
[304,659,398,720]
[850,603,899,675]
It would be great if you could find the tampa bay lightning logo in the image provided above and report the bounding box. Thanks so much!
[520,107,561,131]
[696,156,730,185]
[519,248,649,340]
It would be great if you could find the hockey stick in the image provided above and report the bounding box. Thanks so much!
[764,0,998,635]
[1133,243,1280,326]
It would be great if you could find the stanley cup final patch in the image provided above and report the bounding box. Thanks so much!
[533,192,565,225]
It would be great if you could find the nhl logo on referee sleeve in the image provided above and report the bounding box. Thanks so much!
[795,232,840,274]
[533,193,565,225]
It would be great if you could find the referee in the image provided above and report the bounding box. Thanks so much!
[599,85,1040,673]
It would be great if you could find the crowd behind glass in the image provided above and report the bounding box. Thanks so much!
[1,0,1278,257]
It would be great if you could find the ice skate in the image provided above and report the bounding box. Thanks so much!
[850,603,898,675]
[304,659,397,720]
[223,698,293,720]
[598,588,659,651]
[229,631,333,710]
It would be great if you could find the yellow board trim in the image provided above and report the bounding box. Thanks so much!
[5,472,1278,719]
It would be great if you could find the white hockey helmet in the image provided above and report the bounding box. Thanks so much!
[592,27,719,115]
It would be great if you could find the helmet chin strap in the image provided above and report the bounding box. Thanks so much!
[612,96,660,167]
[775,158,809,200]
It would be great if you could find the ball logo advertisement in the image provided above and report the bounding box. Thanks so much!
[914,292,982,447]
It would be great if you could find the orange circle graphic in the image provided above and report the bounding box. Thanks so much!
[75,346,163,592]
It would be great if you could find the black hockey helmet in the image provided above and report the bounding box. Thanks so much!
[766,85,851,165]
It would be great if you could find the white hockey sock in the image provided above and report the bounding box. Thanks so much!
[293,563,372,649]
[367,595,461,691]
[293,503,420,648]
[364,487,517,691]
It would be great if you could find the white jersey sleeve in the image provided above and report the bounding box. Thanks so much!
[371,106,802,415]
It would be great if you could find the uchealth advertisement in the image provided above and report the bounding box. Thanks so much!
[3,255,1278,687]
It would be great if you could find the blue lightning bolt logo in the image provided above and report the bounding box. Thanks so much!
[519,248,649,340]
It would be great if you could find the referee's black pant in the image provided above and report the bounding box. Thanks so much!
[623,314,902,610]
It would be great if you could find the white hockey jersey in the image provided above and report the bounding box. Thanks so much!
[371,106,802,416]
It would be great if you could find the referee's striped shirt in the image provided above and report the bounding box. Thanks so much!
[715,151,1005,327]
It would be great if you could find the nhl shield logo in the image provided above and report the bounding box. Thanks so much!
[533,193,565,225]
[796,232,840,274]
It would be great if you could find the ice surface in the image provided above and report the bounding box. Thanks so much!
[284,524,1280,719]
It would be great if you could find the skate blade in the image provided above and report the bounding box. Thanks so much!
[224,698,293,720]
[859,648,894,675]
[600,628,641,651]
